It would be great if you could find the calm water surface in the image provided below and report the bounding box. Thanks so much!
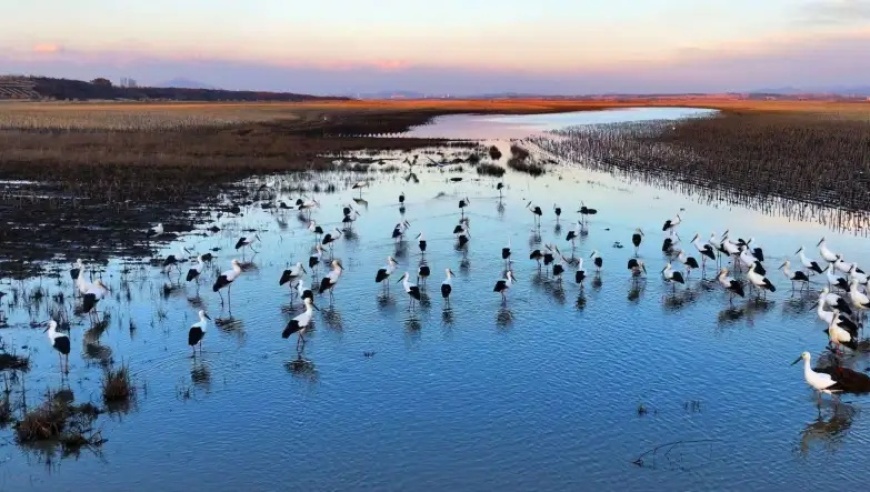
[2,108,868,492]
[403,107,717,139]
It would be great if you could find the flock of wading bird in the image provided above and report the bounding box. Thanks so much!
[41,179,870,406]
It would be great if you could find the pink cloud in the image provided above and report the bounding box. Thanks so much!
[372,60,410,71]
[32,43,63,54]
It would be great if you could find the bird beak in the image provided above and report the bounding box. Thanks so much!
[794,248,801,255]
[396,278,403,284]
[312,304,321,312]
[642,265,647,274]
[778,262,786,270]
[204,313,212,320]
[589,252,595,258]
[790,356,802,366]
[816,238,824,246]
[42,326,50,333]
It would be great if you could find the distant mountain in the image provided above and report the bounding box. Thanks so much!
[157,77,216,90]
[355,90,430,99]
[751,85,870,96]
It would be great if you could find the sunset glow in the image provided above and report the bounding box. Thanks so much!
[3,0,870,94]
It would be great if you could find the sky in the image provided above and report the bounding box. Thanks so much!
[2,0,870,95]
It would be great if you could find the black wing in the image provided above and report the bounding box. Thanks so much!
[319,277,332,294]
[282,320,301,339]
[793,271,809,282]
[213,275,231,292]
[53,336,71,355]
[409,286,422,300]
[441,284,452,298]
[753,247,765,262]
[82,293,98,313]
[188,327,205,346]
[701,245,716,260]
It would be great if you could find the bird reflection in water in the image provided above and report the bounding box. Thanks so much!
[496,306,513,328]
[592,275,603,291]
[352,197,369,210]
[441,307,455,327]
[404,316,422,332]
[717,305,746,326]
[497,199,505,218]
[663,289,698,311]
[320,307,343,331]
[83,318,113,366]
[394,241,408,260]
[549,285,567,305]
[628,281,646,303]
[191,360,211,390]
[797,402,856,457]
[418,292,432,310]
[377,292,397,311]
[576,292,587,310]
[459,255,471,275]
[285,355,318,383]
[530,270,547,291]
[781,297,811,319]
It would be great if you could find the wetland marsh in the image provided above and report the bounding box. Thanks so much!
[1,107,870,491]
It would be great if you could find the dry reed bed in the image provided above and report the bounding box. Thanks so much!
[0,107,448,270]
[536,112,870,215]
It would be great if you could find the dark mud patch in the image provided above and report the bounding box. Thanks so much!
[0,111,460,277]
[0,352,30,371]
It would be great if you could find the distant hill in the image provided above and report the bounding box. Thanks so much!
[0,76,342,102]
[157,78,216,90]
[752,85,870,97]
[355,90,430,99]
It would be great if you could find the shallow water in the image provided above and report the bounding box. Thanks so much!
[403,107,717,139]
[2,108,869,492]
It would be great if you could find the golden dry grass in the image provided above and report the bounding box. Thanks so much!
[2,98,867,131]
